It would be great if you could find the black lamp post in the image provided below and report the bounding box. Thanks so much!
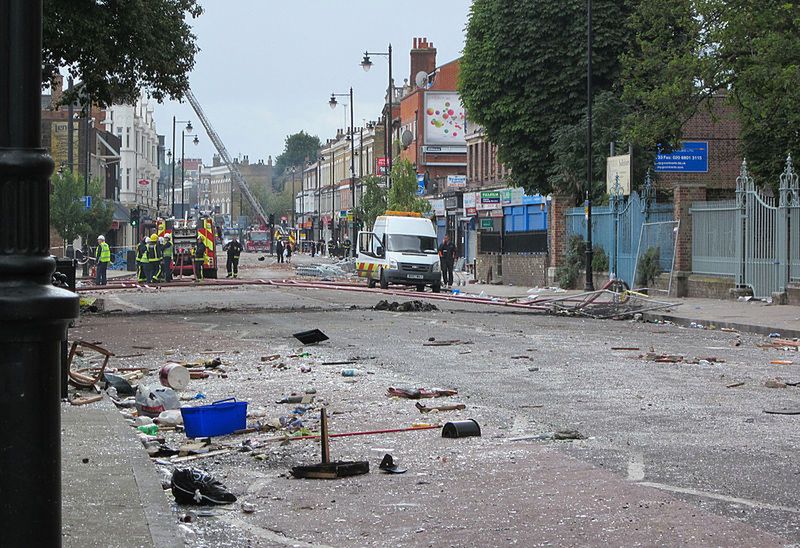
[584,0,595,291]
[361,44,393,187]
[329,88,358,250]
[171,118,191,216]
[316,155,324,243]
[0,1,79,544]
[180,131,199,214]
[330,146,336,243]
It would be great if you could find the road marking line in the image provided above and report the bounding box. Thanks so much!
[637,481,800,514]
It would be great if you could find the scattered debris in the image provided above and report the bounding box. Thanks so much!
[69,394,103,406]
[171,468,237,505]
[135,385,180,418]
[160,363,190,390]
[290,409,369,479]
[182,398,248,438]
[529,289,678,320]
[68,340,114,389]
[510,355,532,360]
[387,387,458,399]
[611,347,640,351]
[770,360,794,365]
[510,429,586,442]
[260,354,281,362]
[764,408,800,415]
[293,329,329,345]
[374,300,439,312]
[241,502,256,514]
[379,454,407,474]
[441,419,481,438]
[726,382,746,388]
[764,379,788,389]
[422,340,472,347]
[415,402,466,413]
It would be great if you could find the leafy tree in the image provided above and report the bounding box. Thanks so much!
[459,0,636,195]
[386,160,431,214]
[355,176,388,230]
[252,181,293,220]
[50,171,113,251]
[51,170,88,249]
[43,0,203,106]
[621,0,800,181]
[274,132,321,176]
[549,91,655,203]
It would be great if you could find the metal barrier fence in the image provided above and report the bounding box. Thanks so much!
[690,157,800,298]
[566,174,674,286]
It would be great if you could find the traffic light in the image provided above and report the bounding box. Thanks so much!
[268,214,275,227]
[130,208,139,227]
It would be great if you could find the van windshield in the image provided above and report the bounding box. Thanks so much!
[386,234,438,254]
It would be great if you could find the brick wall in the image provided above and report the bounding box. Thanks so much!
[673,184,707,273]
[549,194,573,268]
[655,95,742,191]
[502,254,549,287]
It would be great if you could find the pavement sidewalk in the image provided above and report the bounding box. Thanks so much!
[62,400,182,548]
[458,281,800,338]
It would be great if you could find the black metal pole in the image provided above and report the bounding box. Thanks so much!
[331,147,336,243]
[317,160,321,243]
[0,1,79,544]
[584,0,595,291]
[349,88,357,249]
[387,43,393,188]
[171,116,176,216]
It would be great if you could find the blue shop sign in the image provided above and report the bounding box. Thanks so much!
[655,141,708,173]
[416,174,425,196]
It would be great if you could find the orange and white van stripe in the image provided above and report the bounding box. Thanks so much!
[356,261,380,278]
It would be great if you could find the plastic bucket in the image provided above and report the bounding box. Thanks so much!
[181,398,248,438]
[441,419,481,439]
[160,363,190,390]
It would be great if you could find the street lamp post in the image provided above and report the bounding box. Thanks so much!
[329,88,358,250]
[330,147,336,243]
[171,118,192,216]
[316,155,324,244]
[0,1,79,543]
[290,166,297,228]
[180,131,199,216]
[584,0,595,291]
[361,44,393,187]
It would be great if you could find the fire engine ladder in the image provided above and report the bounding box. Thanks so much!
[185,89,269,227]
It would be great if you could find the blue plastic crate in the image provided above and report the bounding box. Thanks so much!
[181,398,247,438]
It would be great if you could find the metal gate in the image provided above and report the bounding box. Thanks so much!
[735,157,800,298]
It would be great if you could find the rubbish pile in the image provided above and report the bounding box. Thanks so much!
[526,289,677,320]
[295,263,351,279]
[374,299,439,312]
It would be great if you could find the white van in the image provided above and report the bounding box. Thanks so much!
[357,212,441,292]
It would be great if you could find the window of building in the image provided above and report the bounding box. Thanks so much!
[126,168,131,190]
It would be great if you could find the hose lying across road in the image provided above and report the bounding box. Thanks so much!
[76,277,552,312]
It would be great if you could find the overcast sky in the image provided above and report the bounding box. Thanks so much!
[154,0,473,165]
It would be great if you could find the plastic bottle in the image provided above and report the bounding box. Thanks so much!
[341,368,365,377]
[156,409,183,427]
[137,424,159,435]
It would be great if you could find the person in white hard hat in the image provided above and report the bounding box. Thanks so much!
[95,235,111,286]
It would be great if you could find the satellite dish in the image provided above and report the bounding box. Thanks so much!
[414,71,428,89]
[401,130,414,148]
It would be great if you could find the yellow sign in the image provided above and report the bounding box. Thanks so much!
[50,121,79,170]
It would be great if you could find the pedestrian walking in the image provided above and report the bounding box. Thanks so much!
[95,235,111,286]
[438,234,457,288]
[161,234,173,282]
[310,240,316,257]
[193,235,206,281]
[223,236,243,278]
[285,242,293,263]
[275,239,284,264]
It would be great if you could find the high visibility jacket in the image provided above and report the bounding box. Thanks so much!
[145,243,162,263]
[163,240,173,258]
[136,242,147,263]
[96,242,111,263]
[193,242,206,261]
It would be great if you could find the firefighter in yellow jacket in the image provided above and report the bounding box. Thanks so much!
[192,235,206,281]
[145,234,162,283]
[136,236,147,283]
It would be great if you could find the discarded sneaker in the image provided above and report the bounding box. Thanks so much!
[171,468,237,505]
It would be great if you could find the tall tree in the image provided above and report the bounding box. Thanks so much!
[50,171,113,251]
[621,0,800,181]
[459,0,635,195]
[44,0,203,106]
[274,132,321,176]
[387,160,430,214]
[355,176,388,230]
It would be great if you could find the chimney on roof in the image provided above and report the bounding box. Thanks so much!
[410,36,437,91]
[212,154,221,167]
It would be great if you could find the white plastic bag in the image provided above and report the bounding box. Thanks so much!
[136,385,180,418]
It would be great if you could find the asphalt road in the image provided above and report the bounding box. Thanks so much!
[78,279,800,546]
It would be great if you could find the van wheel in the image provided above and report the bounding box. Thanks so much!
[367,276,376,289]
[415,284,425,292]
[432,284,441,293]
[379,270,389,289]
